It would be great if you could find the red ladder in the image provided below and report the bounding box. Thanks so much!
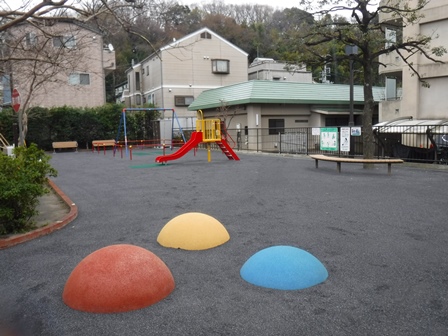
[216,139,240,160]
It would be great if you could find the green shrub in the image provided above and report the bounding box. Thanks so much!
[1,103,161,150]
[0,144,57,235]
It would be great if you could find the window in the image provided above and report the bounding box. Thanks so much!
[136,94,141,105]
[200,31,212,39]
[53,35,76,48]
[69,73,90,85]
[25,32,37,46]
[135,72,140,91]
[385,28,396,48]
[175,96,194,106]
[268,119,285,135]
[325,117,349,127]
[148,93,155,105]
[212,59,229,74]
[146,66,149,76]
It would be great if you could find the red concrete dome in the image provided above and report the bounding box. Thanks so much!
[62,244,175,313]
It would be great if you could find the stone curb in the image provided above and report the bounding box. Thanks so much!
[0,179,78,250]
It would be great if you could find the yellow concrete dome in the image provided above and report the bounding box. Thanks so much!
[157,212,230,250]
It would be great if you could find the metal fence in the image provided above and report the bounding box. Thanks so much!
[373,124,448,164]
[220,127,364,156]
[173,125,448,164]
[196,125,447,164]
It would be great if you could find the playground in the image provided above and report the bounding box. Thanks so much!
[1,148,448,335]
[107,108,239,164]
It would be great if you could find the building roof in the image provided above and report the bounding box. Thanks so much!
[188,80,385,111]
[160,27,248,57]
[135,27,249,66]
[374,117,448,133]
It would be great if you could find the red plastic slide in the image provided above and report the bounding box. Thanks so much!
[155,131,203,163]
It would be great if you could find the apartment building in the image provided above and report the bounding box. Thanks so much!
[248,58,312,83]
[379,0,448,121]
[4,19,115,109]
[123,27,249,120]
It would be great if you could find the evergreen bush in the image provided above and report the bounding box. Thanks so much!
[0,144,57,235]
[1,103,161,150]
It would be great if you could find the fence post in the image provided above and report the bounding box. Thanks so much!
[256,128,259,152]
[278,132,281,154]
[338,127,341,157]
[306,129,309,155]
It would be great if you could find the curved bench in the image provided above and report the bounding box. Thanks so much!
[309,154,403,175]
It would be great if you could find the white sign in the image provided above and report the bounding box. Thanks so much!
[351,127,361,136]
[340,127,350,152]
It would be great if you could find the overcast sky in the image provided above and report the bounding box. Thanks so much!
[181,0,306,10]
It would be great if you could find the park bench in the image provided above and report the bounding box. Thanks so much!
[309,154,404,175]
[92,139,116,152]
[52,141,78,153]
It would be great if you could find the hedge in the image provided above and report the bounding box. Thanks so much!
[0,104,161,151]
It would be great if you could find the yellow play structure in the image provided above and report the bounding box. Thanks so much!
[155,110,239,163]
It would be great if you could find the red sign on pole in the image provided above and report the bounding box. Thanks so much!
[12,88,21,113]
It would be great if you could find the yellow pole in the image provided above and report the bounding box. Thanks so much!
[207,143,211,162]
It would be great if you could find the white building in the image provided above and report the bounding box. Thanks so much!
[379,0,448,121]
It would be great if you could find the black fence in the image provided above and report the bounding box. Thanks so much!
[195,125,448,165]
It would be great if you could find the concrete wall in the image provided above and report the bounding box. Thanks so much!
[379,0,448,121]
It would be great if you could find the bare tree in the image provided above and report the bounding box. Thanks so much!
[297,0,446,160]
[0,0,146,145]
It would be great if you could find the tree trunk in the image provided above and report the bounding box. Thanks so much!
[362,58,375,163]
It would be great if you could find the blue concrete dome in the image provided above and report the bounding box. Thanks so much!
[240,245,328,290]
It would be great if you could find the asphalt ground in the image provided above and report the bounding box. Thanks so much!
[1,148,447,336]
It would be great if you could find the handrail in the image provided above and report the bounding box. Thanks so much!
[0,132,10,149]
[196,119,221,142]
[195,109,222,142]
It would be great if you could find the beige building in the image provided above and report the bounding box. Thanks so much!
[379,0,448,121]
[248,58,312,83]
[6,20,115,109]
[123,27,249,120]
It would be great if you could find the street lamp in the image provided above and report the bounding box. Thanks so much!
[345,45,358,127]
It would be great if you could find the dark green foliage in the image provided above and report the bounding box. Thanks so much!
[0,144,57,235]
[26,107,52,149]
[124,108,160,141]
[0,103,160,151]
[0,108,15,143]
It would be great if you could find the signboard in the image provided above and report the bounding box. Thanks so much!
[340,127,350,152]
[351,127,362,136]
[12,88,20,113]
[320,127,338,151]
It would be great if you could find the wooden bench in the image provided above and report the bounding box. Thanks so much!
[92,139,116,152]
[309,154,404,175]
[52,141,78,153]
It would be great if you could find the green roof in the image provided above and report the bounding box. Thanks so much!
[188,80,385,111]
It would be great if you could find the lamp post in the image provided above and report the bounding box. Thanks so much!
[345,45,358,127]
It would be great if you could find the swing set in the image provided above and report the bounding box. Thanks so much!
[115,108,186,155]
